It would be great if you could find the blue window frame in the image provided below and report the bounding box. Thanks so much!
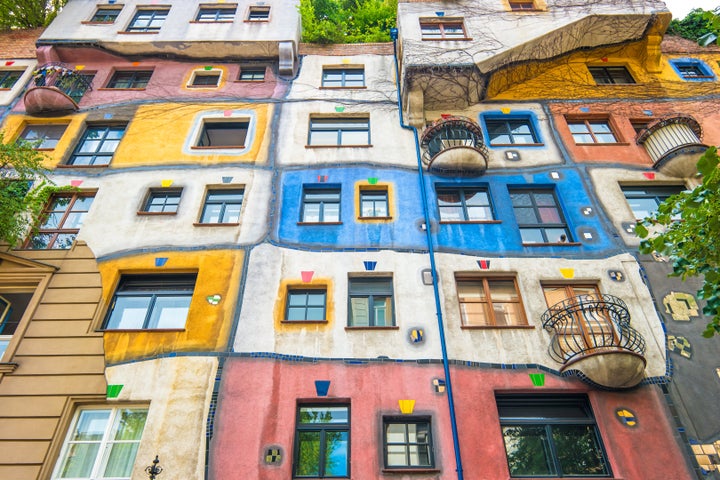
[669,58,715,81]
[481,112,542,147]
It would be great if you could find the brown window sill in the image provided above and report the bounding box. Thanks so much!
[573,142,629,146]
[235,79,266,83]
[193,222,240,227]
[137,211,177,216]
[281,320,327,324]
[118,30,160,34]
[319,86,367,90]
[297,221,343,226]
[345,326,399,331]
[358,216,393,220]
[306,144,373,148]
[189,20,234,24]
[244,19,270,23]
[461,325,535,330]
[440,220,501,224]
[382,468,441,473]
[98,87,147,91]
[490,143,544,147]
[186,85,220,89]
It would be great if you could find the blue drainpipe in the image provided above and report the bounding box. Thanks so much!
[390,28,465,480]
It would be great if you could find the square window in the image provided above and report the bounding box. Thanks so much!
[301,186,341,223]
[247,6,270,21]
[509,188,571,244]
[239,67,266,81]
[141,188,182,214]
[26,193,95,249]
[322,67,365,88]
[293,404,349,477]
[419,19,467,40]
[509,1,537,10]
[195,120,249,148]
[348,277,394,327]
[0,292,33,361]
[567,119,617,144]
[359,187,389,218]
[0,70,24,89]
[286,289,327,321]
[456,276,527,326]
[621,185,684,219]
[485,117,540,145]
[52,407,148,479]
[196,6,236,22]
[308,117,370,146]
[103,274,197,329]
[200,188,244,223]
[17,124,67,149]
[106,70,153,89]
[588,66,635,84]
[437,186,494,222]
[90,7,122,23]
[189,71,221,87]
[670,59,715,80]
[126,8,169,32]
[68,124,126,166]
[383,417,434,469]
[497,395,611,478]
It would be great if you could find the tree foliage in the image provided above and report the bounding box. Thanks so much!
[666,8,720,45]
[636,147,720,338]
[0,0,67,30]
[299,0,396,44]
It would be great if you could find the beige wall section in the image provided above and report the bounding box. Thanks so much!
[0,243,106,480]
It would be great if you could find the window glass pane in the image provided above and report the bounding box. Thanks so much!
[514,207,538,224]
[545,228,569,243]
[386,423,407,443]
[51,234,77,250]
[201,204,223,223]
[520,228,544,243]
[58,443,101,478]
[114,409,148,440]
[299,406,349,424]
[373,297,390,326]
[502,425,555,476]
[103,443,140,477]
[552,425,608,476]
[350,297,369,326]
[488,280,518,302]
[296,431,321,476]
[340,129,369,145]
[72,410,110,441]
[323,203,340,222]
[146,295,191,328]
[460,302,488,325]
[537,207,560,223]
[302,204,320,222]
[106,296,151,329]
[387,444,407,466]
[309,130,338,145]
[466,206,493,221]
[324,430,349,476]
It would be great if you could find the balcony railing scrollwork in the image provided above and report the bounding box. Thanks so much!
[636,114,708,178]
[420,115,488,176]
[23,63,92,115]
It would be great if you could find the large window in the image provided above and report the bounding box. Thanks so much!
[509,188,571,244]
[141,188,182,214]
[588,66,635,84]
[199,188,244,224]
[437,186,493,222]
[126,8,169,32]
[497,395,610,478]
[384,417,434,469]
[456,276,527,327]
[485,117,540,146]
[68,125,126,166]
[106,71,152,89]
[196,120,249,148]
[103,274,196,330]
[293,404,349,478]
[0,70,23,89]
[622,185,684,219]
[419,19,467,40]
[348,277,394,327]
[301,186,341,223]
[195,6,236,22]
[321,67,365,88]
[52,407,148,480]
[359,187,389,218]
[308,117,370,146]
[27,193,95,249]
[286,289,327,322]
[17,124,67,149]
[567,119,617,144]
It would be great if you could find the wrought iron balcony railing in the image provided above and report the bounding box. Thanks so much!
[636,115,707,177]
[420,115,488,176]
[24,63,92,114]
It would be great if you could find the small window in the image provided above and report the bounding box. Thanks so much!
[308,117,370,146]
[384,417,434,469]
[195,6,236,22]
[293,405,349,477]
[509,188,571,244]
[621,185,684,219]
[0,70,23,89]
[189,71,221,87]
[26,193,95,249]
[103,274,196,330]
[456,276,527,327]
[0,292,33,361]
[126,8,169,32]
[419,18,468,40]
[68,124,126,166]
[89,7,122,23]
[670,59,715,81]
[247,5,270,21]
[348,277,394,327]
[141,188,182,214]
[588,66,635,84]
[200,188,244,224]
[106,70,152,89]
[17,124,67,149]
[286,289,327,321]
[322,67,365,88]
[509,1,537,11]
[567,119,617,144]
[196,120,249,148]
[437,186,494,222]
[301,186,341,223]
[239,67,266,81]
[359,187,389,218]
[484,117,540,145]
[630,119,652,135]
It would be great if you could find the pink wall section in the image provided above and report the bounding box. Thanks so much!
[208,359,693,480]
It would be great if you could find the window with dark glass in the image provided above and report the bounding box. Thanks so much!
[239,67,266,81]
[419,19,467,39]
[286,289,327,322]
[126,8,169,32]
[509,188,571,244]
[456,276,527,327]
[359,188,388,218]
[17,124,67,149]
[670,59,715,80]
[190,72,221,87]
[437,186,493,222]
[103,274,196,330]
[301,186,341,223]
[308,117,370,146]
[26,193,95,249]
[485,117,540,145]
[621,185,684,219]
[497,395,610,478]
[0,70,23,89]
[383,417,434,469]
[106,70,152,89]
[293,404,349,478]
[567,119,617,144]
[141,188,182,214]
[322,67,365,87]
[90,7,122,22]
[200,188,244,223]
[348,277,394,327]
[196,121,249,148]
[68,125,126,166]
[195,6,236,22]
[588,66,635,84]
[247,6,270,21]
[509,1,537,10]
[0,292,32,361]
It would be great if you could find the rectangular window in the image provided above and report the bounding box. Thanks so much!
[17,124,67,149]
[567,119,617,144]
[437,186,493,222]
[200,188,244,224]
[195,6,236,22]
[301,186,341,223]
[126,8,169,32]
[485,117,540,145]
[419,19,467,40]
[0,292,32,361]
[52,407,148,480]
[239,67,266,81]
[359,188,389,218]
[294,404,349,478]
[384,417,434,469]
[189,72,221,87]
[90,7,122,23]
[621,185,684,219]
[286,289,327,322]
[103,274,197,330]
[588,66,636,84]
[106,70,152,89]
[509,1,537,10]
[247,6,270,21]
[196,120,249,148]
[671,59,715,80]
[27,193,95,249]
[141,188,182,214]
[348,277,394,327]
[0,70,23,89]
[321,67,365,88]
[308,117,370,146]
[68,124,126,166]
[456,276,527,327]
[497,395,610,478]
[509,188,571,244]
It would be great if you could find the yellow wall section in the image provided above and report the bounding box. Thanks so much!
[99,249,244,364]
[274,278,335,332]
[2,114,86,168]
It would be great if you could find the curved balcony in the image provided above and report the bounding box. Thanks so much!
[420,116,488,176]
[542,294,646,389]
[23,63,92,115]
[636,115,708,178]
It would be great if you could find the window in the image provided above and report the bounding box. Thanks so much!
[456,276,527,327]
[485,117,540,145]
[199,188,244,223]
[588,66,636,84]
[437,186,493,222]
[0,292,32,361]
[141,188,182,214]
[17,124,67,149]
[189,71,221,87]
[103,274,196,330]
[621,185,684,219]
[52,407,148,480]
[27,193,95,249]
[308,117,370,146]
[509,188,571,244]
[106,70,152,89]
[68,125,126,166]
[301,186,341,223]
[196,120,249,148]
[567,119,617,144]
[419,19,467,40]
[359,188,389,218]
[89,7,122,23]
[322,67,365,87]
[497,395,610,478]
[195,6,236,22]
[239,67,266,81]
[670,59,715,80]
[293,405,349,478]
[286,289,327,322]
[247,6,271,21]
[0,70,23,89]
[509,1,537,10]
[126,8,169,32]
[384,417,434,469]
[348,277,394,327]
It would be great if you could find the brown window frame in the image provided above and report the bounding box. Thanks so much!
[455,275,529,328]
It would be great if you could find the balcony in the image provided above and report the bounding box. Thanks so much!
[420,116,488,176]
[23,63,92,115]
[636,115,708,178]
[541,294,646,389]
